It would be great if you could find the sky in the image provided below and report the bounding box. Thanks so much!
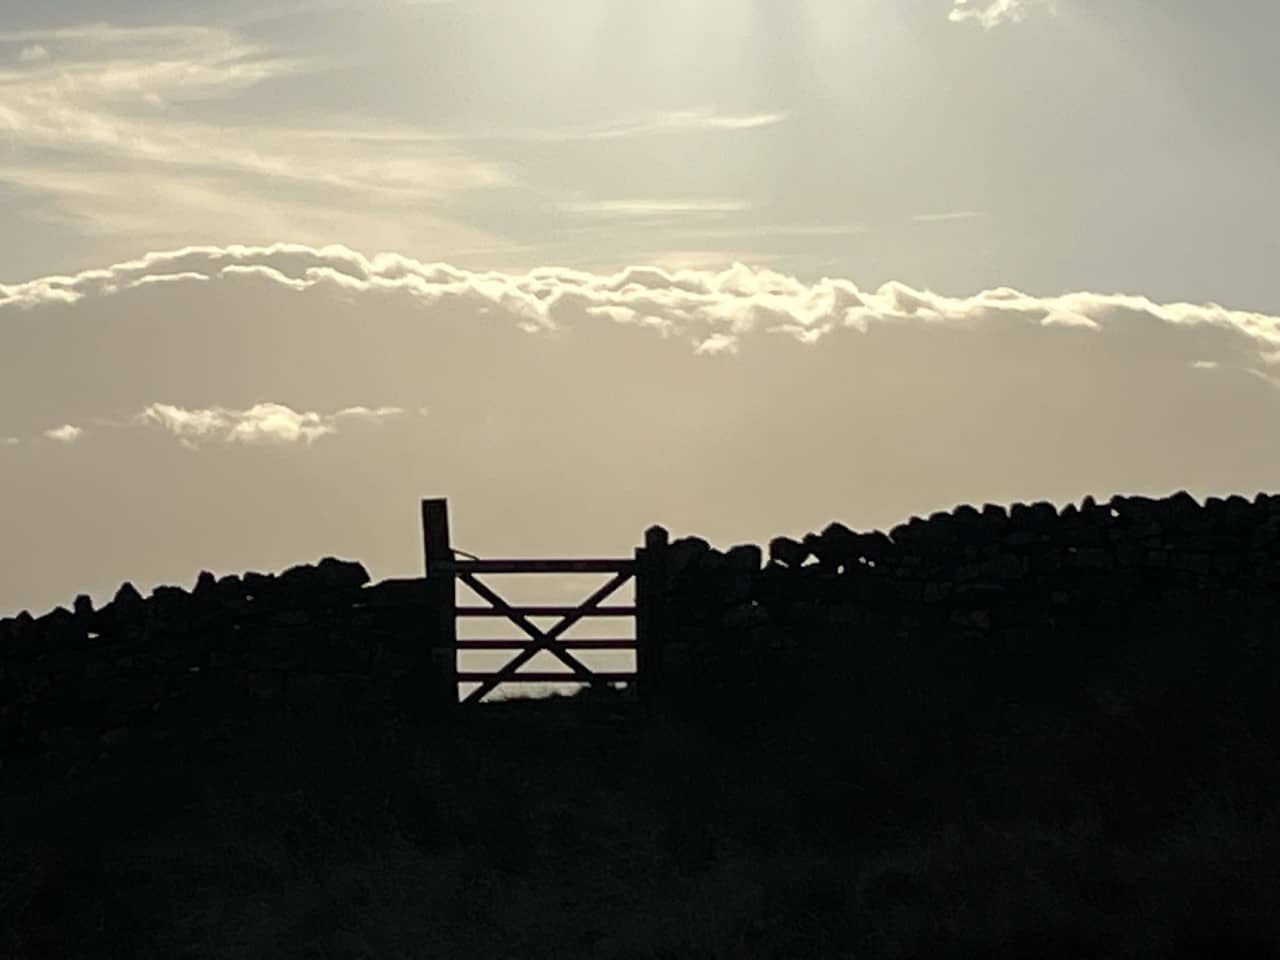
[3,1,1279,691]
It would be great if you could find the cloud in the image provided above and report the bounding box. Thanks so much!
[0,24,505,196]
[0,23,510,255]
[2,437,19,446]
[18,44,48,63]
[570,108,787,141]
[913,211,986,223]
[0,24,784,262]
[137,402,404,449]
[43,424,83,444]
[387,107,787,144]
[949,0,1050,28]
[561,200,753,217]
[3,243,1280,367]
[694,333,739,357]
[228,106,786,148]
[333,406,405,420]
[236,0,455,22]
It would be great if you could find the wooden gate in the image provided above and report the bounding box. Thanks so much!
[422,499,661,706]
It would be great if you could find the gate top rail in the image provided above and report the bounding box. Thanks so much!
[457,604,636,617]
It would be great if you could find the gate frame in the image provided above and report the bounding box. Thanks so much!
[422,499,661,707]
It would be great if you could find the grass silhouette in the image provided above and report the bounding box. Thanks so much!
[2,668,1279,959]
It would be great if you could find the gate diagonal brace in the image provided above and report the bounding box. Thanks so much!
[459,572,596,677]
[458,569,634,705]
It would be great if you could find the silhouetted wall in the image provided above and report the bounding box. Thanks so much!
[0,560,438,780]
[645,491,1280,723]
[6,490,1280,780]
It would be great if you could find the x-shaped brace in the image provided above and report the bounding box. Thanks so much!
[458,569,633,704]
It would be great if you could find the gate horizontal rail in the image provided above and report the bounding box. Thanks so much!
[458,639,637,650]
[442,558,635,574]
[457,605,636,617]
[457,672,636,683]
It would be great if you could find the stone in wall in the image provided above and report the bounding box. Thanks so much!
[721,545,762,604]
[768,536,808,568]
[667,536,712,586]
[980,503,1011,536]
[317,557,371,590]
[859,530,894,563]
[34,607,81,653]
[277,558,371,598]
[148,585,193,636]
[95,582,146,636]
[811,522,859,569]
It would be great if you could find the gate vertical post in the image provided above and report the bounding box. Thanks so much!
[636,524,669,711]
[422,498,458,714]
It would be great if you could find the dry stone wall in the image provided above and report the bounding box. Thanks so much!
[0,559,440,781]
[647,491,1280,722]
[6,489,1280,779]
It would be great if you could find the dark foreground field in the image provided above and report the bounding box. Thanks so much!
[2,683,1279,959]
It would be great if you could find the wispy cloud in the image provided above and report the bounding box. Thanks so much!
[613,224,867,248]
[562,199,753,218]
[0,24,505,196]
[949,0,1051,28]
[746,223,868,238]
[333,405,406,420]
[234,0,455,23]
[0,23,509,252]
[0,22,784,259]
[491,107,787,143]
[137,402,404,449]
[2,437,19,446]
[43,424,83,444]
[292,106,789,146]
[913,211,986,223]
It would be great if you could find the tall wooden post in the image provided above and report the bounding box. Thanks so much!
[422,498,458,714]
[636,524,669,712]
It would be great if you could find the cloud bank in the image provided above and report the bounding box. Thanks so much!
[3,244,1278,367]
